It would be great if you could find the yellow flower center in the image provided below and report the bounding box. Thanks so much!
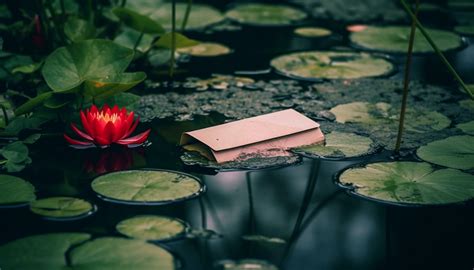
[93,112,120,123]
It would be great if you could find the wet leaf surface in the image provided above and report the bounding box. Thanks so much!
[416,135,474,170]
[225,3,307,26]
[0,174,35,205]
[116,215,187,241]
[339,161,474,205]
[30,197,94,218]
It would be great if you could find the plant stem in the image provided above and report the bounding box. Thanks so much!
[169,0,177,78]
[1,105,9,126]
[400,0,473,99]
[395,0,419,153]
[120,0,127,7]
[181,0,193,31]
[60,0,66,16]
[133,31,144,53]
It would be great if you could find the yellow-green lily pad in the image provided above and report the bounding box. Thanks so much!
[270,51,395,81]
[225,3,307,26]
[116,215,188,241]
[338,161,474,205]
[416,135,474,170]
[294,27,332,38]
[0,175,35,206]
[91,170,204,205]
[30,197,95,219]
[177,42,232,57]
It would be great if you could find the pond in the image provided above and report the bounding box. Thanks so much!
[0,0,473,269]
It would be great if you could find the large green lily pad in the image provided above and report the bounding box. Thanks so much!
[0,175,35,206]
[116,215,188,241]
[330,102,451,133]
[42,39,146,96]
[350,26,463,53]
[225,4,307,26]
[292,132,376,159]
[270,51,395,81]
[416,135,474,170]
[30,197,95,219]
[91,170,204,205]
[338,161,474,205]
[148,3,224,30]
[0,233,176,270]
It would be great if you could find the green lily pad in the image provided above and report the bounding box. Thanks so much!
[225,4,307,26]
[91,170,204,205]
[30,197,95,219]
[330,102,451,133]
[114,28,156,52]
[42,39,145,95]
[83,71,146,99]
[294,27,332,38]
[241,235,286,244]
[113,7,165,34]
[116,215,188,241]
[270,51,395,81]
[216,259,279,270]
[177,42,231,57]
[350,26,464,53]
[454,25,474,36]
[149,3,224,30]
[338,161,474,205]
[64,18,96,42]
[292,132,376,159]
[0,175,35,206]
[0,233,176,270]
[154,32,200,49]
[457,121,474,135]
[459,99,474,111]
[416,135,474,170]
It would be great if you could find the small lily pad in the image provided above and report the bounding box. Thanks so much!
[457,121,474,135]
[177,42,231,57]
[0,175,35,206]
[114,28,156,53]
[225,4,307,26]
[116,215,188,241]
[416,135,474,170]
[30,197,95,220]
[292,132,376,159]
[0,233,176,270]
[338,161,474,205]
[149,3,224,30]
[91,170,204,205]
[216,259,279,270]
[242,235,286,244]
[459,99,474,111]
[350,26,464,53]
[270,51,395,81]
[294,27,332,38]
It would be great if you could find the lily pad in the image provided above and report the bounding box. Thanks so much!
[0,233,176,270]
[177,42,231,57]
[416,135,474,170]
[270,51,395,81]
[148,3,224,30]
[350,26,464,53]
[294,27,332,38]
[113,7,165,34]
[292,132,376,159]
[454,25,474,36]
[42,39,145,95]
[0,175,35,206]
[457,121,474,135]
[330,102,451,133]
[114,28,156,53]
[64,18,96,42]
[30,197,95,219]
[241,235,286,244]
[216,259,279,270]
[91,170,204,205]
[225,4,307,26]
[116,215,188,241]
[338,161,474,205]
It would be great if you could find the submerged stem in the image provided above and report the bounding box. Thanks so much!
[169,0,177,78]
[400,0,473,99]
[181,0,193,31]
[395,0,419,153]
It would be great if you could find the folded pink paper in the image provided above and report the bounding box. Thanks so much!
[180,109,325,163]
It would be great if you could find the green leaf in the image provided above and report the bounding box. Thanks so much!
[416,135,474,170]
[225,3,307,26]
[339,161,474,205]
[30,197,94,218]
[350,26,463,53]
[14,91,53,116]
[270,51,395,80]
[4,116,51,135]
[11,61,43,74]
[0,141,29,163]
[42,39,135,93]
[94,92,141,111]
[116,215,188,240]
[23,134,41,144]
[154,32,200,49]
[64,17,96,42]
[91,170,203,204]
[83,72,146,99]
[114,28,155,53]
[43,94,73,109]
[4,159,30,173]
[176,42,232,57]
[0,174,36,205]
[457,121,474,135]
[112,7,165,34]
[293,132,375,159]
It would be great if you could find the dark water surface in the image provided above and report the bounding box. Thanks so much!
[1,3,474,270]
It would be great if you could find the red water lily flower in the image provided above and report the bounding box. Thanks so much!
[64,104,151,147]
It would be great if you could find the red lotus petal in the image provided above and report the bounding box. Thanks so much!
[120,118,139,140]
[71,123,94,141]
[92,118,106,139]
[90,105,99,115]
[116,129,151,145]
[64,134,93,146]
[112,105,120,114]
[80,111,94,137]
